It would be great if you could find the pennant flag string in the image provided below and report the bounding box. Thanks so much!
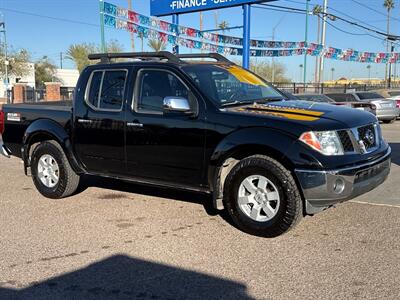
[103,2,400,63]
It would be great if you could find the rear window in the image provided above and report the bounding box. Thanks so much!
[356,92,384,100]
[86,69,127,111]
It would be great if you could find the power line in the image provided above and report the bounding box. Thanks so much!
[351,0,400,22]
[0,7,99,27]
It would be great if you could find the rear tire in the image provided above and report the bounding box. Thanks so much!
[382,119,395,124]
[223,155,303,237]
[31,141,80,199]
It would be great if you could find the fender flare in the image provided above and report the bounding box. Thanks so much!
[22,119,84,175]
[208,127,299,210]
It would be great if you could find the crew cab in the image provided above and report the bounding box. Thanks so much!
[0,52,391,237]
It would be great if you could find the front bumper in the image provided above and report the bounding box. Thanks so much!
[295,148,391,215]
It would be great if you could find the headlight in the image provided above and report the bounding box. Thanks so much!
[299,131,344,155]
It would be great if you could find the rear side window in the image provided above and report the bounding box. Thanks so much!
[356,92,384,100]
[86,69,127,111]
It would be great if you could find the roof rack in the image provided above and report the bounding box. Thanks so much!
[88,51,181,63]
[176,53,233,64]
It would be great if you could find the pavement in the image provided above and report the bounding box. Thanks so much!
[0,124,399,300]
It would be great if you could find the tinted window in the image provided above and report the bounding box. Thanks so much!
[99,71,126,110]
[86,70,127,110]
[137,70,189,113]
[88,71,102,107]
[356,92,384,100]
[388,91,400,97]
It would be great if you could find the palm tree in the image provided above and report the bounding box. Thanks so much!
[65,40,123,73]
[147,39,167,52]
[384,0,395,81]
[65,43,97,73]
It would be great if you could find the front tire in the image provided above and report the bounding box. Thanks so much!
[223,155,303,237]
[31,141,80,199]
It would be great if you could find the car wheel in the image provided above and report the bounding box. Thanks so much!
[31,141,80,199]
[223,155,303,237]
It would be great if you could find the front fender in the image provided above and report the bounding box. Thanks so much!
[208,127,321,210]
[22,119,84,174]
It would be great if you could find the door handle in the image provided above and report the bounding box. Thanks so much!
[127,122,143,128]
[77,119,93,124]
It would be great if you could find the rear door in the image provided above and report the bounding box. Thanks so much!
[73,68,130,175]
[124,67,206,187]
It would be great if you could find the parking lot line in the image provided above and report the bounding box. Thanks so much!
[349,200,400,209]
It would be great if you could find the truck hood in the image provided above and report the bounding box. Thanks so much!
[222,100,377,130]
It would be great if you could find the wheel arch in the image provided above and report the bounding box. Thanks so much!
[22,119,84,175]
[208,127,298,210]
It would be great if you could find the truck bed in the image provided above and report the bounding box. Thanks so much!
[1,101,73,157]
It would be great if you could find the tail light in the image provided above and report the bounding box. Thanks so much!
[0,110,4,135]
[396,100,400,109]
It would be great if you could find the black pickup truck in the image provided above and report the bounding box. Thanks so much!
[0,52,391,237]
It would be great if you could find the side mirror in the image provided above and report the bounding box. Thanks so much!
[163,97,191,113]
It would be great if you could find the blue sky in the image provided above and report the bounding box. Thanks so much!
[0,0,399,82]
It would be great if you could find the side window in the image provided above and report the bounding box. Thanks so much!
[87,71,102,107]
[86,70,127,111]
[99,71,126,110]
[137,70,189,113]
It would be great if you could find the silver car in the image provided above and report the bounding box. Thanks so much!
[353,92,398,123]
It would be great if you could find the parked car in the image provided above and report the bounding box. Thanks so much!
[326,92,398,123]
[0,52,391,237]
[297,93,376,115]
[372,89,400,116]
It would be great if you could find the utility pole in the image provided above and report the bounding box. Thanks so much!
[127,0,135,51]
[318,0,328,84]
[303,0,310,85]
[0,21,9,103]
[59,52,63,69]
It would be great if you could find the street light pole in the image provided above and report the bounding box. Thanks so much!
[388,43,395,88]
[303,0,310,85]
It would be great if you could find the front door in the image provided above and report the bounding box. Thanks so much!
[125,68,206,187]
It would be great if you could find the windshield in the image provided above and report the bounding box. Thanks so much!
[181,64,283,106]
[356,92,385,100]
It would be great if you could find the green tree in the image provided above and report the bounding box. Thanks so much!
[0,47,31,78]
[34,56,60,88]
[65,40,124,73]
[147,39,167,52]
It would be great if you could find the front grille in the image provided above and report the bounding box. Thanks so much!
[357,124,377,150]
[338,130,354,152]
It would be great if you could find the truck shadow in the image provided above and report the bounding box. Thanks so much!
[389,143,400,166]
[77,175,220,216]
[0,254,253,300]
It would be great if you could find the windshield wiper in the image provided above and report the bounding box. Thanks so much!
[220,98,283,108]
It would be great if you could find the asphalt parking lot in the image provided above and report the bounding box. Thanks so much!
[0,123,399,300]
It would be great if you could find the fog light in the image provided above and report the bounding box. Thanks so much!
[333,178,345,194]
